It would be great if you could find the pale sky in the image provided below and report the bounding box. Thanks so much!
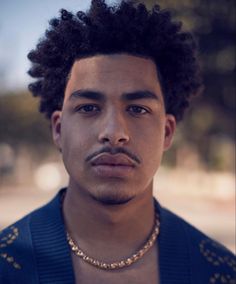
[0,0,117,92]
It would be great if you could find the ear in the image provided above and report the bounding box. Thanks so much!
[51,111,62,151]
[164,114,176,151]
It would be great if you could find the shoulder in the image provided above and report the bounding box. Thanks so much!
[0,194,58,284]
[159,205,236,283]
[183,217,236,283]
[0,216,29,269]
[0,213,38,283]
[0,189,65,283]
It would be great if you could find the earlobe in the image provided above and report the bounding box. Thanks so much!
[51,111,62,151]
[164,114,176,151]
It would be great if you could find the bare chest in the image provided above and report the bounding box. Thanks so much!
[71,246,160,284]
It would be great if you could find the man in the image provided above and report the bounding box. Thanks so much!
[0,1,235,283]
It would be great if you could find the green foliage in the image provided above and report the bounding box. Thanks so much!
[0,92,52,149]
[140,0,235,170]
[0,0,235,171]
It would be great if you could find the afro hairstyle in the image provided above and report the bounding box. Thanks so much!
[28,0,202,121]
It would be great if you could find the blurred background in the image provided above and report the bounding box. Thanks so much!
[0,0,235,252]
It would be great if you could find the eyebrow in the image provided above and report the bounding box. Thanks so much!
[122,91,159,101]
[69,89,159,102]
[69,90,105,102]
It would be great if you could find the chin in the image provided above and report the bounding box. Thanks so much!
[91,190,135,205]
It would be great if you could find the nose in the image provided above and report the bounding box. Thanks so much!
[98,110,130,146]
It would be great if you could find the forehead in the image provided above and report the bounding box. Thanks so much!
[66,54,162,97]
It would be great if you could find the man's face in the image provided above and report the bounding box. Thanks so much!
[52,54,175,204]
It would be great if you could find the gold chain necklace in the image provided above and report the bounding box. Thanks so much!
[66,213,160,270]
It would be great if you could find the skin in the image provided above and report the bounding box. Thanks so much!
[51,54,176,283]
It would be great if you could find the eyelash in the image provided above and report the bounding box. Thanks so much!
[127,105,150,115]
[75,104,150,115]
[76,104,100,113]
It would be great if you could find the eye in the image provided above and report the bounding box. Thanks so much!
[127,105,149,115]
[76,104,100,113]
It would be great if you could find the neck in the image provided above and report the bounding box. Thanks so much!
[63,181,156,262]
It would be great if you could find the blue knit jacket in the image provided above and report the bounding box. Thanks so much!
[0,189,235,284]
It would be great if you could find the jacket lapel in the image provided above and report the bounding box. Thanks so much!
[30,189,75,284]
[155,200,191,284]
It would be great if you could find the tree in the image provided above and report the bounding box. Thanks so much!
[141,0,236,170]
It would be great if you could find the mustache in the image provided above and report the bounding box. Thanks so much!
[85,146,141,164]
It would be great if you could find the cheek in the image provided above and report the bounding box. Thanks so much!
[135,119,165,149]
[60,119,89,161]
[146,135,165,164]
[135,122,165,166]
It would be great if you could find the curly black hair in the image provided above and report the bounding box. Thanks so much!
[28,0,202,121]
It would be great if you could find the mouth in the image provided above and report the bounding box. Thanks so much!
[90,153,136,178]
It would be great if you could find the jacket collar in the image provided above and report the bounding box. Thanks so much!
[31,189,191,284]
[155,200,191,284]
[30,188,75,284]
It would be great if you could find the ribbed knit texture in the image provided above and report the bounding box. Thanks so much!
[23,190,235,284]
[29,191,191,284]
[30,189,75,284]
[156,203,191,284]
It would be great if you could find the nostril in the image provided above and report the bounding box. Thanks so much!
[98,118,130,145]
[101,137,110,143]
[118,137,128,143]
[99,133,130,146]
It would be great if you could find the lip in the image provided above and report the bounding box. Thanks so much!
[90,153,136,178]
[91,153,136,167]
